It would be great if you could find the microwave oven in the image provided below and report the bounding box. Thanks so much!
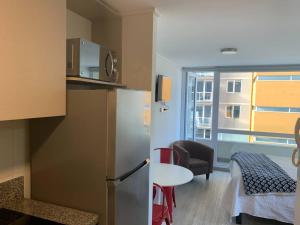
[66,38,118,82]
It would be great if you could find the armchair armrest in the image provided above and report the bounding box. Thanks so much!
[173,144,190,169]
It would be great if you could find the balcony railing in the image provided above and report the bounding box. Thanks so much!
[195,117,212,128]
[196,92,213,102]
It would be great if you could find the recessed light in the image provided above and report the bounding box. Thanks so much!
[221,48,238,55]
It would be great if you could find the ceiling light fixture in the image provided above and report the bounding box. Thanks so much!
[221,48,238,55]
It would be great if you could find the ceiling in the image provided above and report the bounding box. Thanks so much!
[68,0,118,20]
[104,0,300,68]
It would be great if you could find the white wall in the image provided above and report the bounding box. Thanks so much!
[0,120,30,197]
[151,54,182,155]
[148,54,182,225]
[67,10,92,40]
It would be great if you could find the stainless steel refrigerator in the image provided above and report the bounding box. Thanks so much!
[30,88,151,225]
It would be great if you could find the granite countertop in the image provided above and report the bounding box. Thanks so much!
[0,177,98,225]
[4,199,99,225]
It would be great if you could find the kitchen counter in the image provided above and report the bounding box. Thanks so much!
[0,177,98,225]
[4,199,99,225]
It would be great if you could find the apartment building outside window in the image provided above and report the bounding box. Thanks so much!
[255,106,300,113]
[186,72,214,141]
[219,73,252,131]
[196,105,212,127]
[184,69,300,166]
[196,128,211,140]
[257,75,300,81]
[196,80,213,101]
[255,136,296,146]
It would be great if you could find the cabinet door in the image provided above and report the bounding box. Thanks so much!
[122,11,156,91]
[0,0,66,121]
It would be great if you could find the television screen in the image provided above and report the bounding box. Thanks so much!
[155,75,171,102]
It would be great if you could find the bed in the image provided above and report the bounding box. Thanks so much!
[223,155,297,224]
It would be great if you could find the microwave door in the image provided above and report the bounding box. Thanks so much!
[99,47,110,82]
[99,47,116,82]
[80,40,100,80]
[66,38,100,79]
[105,51,112,76]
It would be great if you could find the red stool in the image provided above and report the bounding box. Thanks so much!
[153,148,180,222]
[152,183,171,225]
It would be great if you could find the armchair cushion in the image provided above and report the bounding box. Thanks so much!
[189,158,209,169]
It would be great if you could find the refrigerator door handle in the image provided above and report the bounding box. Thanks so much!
[107,158,150,186]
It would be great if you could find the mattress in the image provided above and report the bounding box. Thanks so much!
[223,156,297,224]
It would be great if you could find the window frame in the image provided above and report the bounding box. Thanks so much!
[255,106,300,113]
[196,128,211,140]
[195,104,212,128]
[196,79,214,102]
[226,80,242,93]
[227,80,234,93]
[254,136,296,146]
[234,80,242,93]
[225,105,233,118]
[257,75,300,81]
[225,105,240,119]
[233,105,240,118]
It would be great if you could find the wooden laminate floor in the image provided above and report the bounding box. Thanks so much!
[172,171,293,225]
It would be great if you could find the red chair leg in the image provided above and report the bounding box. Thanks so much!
[152,221,161,225]
[152,221,162,225]
[165,218,171,225]
[172,187,176,207]
[153,186,157,200]
[164,187,173,222]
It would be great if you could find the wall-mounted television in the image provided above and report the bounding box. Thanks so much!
[155,75,172,102]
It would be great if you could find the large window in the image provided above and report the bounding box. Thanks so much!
[185,70,300,165]
[186,72,214,141]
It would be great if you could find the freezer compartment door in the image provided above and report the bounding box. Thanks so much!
[112,89,151,178]
[108,161,149,225]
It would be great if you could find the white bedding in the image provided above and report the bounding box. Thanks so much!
[223,156,297,224]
